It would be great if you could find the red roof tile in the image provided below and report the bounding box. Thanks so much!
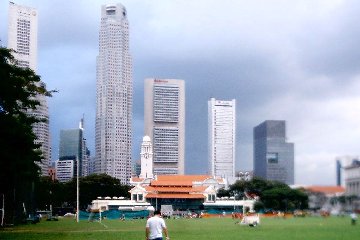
[131,177,143,182]
[156,175,213,181]
[146,193,205,199]
[150,175,222,187]
[305,186,345,194]
[145,186,208,193]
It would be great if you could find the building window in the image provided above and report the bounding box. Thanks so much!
[267,152,278,164]
[133,193,144,202]
[207,194,216,202]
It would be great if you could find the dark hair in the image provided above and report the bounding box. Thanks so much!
[154,210,161,215]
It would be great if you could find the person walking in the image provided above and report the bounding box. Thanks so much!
[146,210,170,240]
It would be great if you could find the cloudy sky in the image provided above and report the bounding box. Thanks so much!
[1,0,360,185]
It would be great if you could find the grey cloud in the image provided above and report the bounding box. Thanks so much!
[3,0,360,185]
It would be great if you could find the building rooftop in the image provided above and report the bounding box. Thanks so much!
[145,193,205,199]
[131,175,225,186]
[304,186,345,195]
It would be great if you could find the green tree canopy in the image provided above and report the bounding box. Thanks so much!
[66,174,131,210]
[34,176,65,211]
[226,177,308,212]
[0,47,53,225]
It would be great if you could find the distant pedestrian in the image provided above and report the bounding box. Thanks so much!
[350,212,357,225]
[146,210,169,240]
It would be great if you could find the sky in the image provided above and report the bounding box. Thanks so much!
[1,0,360,186]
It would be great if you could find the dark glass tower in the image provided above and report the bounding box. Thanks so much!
[253,120,294,185]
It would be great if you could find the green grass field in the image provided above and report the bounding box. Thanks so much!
[0,216,359,240]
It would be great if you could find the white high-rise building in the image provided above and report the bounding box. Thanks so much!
[208,98,236,179]
[144,79,185,175]
[55,160,74,183]
[95,4,132,184]
[8,2,51,176]
[139,136,153,179]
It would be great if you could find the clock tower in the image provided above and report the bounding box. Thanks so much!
[139,136,153,179]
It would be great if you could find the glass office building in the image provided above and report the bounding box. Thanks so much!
[208,98,236,179]
[253,120,294,185]
[95,4,133,184]
[144,79,185,175]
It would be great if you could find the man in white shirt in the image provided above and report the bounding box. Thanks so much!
[146,210,169,240]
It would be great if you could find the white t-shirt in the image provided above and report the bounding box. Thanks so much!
[146,216,166,239]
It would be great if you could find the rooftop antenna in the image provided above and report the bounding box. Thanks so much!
[79,114,85,130]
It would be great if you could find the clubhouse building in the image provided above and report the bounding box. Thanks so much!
[90,137,255,212]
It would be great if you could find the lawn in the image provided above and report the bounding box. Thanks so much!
[0,216,359,240]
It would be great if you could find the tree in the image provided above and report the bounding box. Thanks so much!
[34,176,65,211]
[228,177,308,212]
[63,174,131,210]
[0,47,53,225]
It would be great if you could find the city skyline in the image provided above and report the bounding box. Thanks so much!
[2,0,360,185]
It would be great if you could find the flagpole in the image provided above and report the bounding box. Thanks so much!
[76,157,79,223]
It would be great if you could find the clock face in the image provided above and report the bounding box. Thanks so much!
[144,153,149,158]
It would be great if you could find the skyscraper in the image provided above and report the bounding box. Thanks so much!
[8,2,51,176]
[208,98,236,179]
[58,118,89,179]
[335,156,359,187]
[95,4,132,184]
[144,78,185,175]
[253,120,294,185]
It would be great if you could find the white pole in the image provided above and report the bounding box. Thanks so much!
[76,157,79,223]
[234,195,235,211]
[1,194,4,226]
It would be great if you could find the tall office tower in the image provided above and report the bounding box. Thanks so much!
[144,79,185,175]
[95,4,132,184]
[8,2,51,176]
[335,156,359,187]
[208,98,236,179]
[79,118,90,177]
[87,156,96,175]
[253,120,294,185]
[336,160,342,187]
[57,118,89,179]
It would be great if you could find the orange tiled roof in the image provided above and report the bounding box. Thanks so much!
[156,175,213,181]
[131,177,144,182]
[151,181,193,186]
[144,186,157,192]
[305,186,345,194]
[146,193,205,199]
[190,186,208,192]
[151,175,219,186]
[145,186,208,193]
